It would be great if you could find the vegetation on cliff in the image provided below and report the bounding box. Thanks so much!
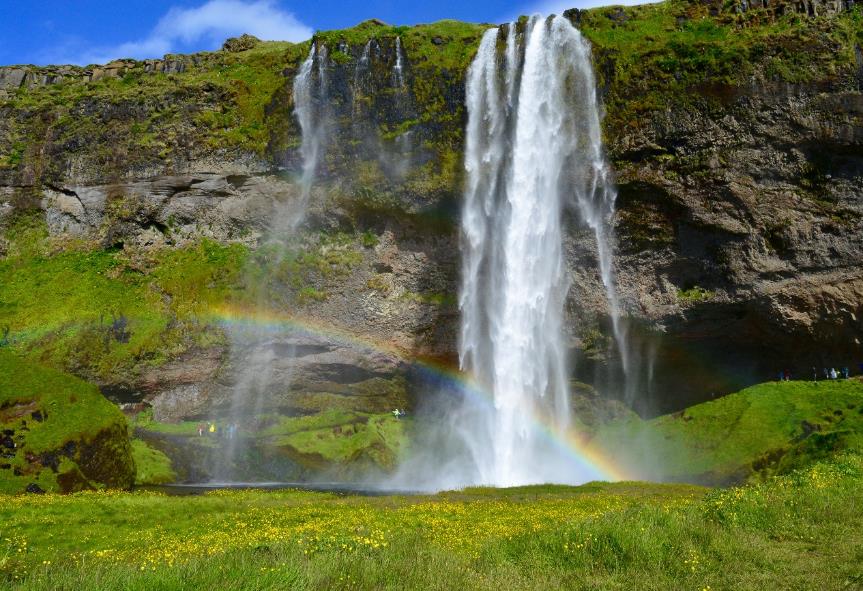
[1,0,861,185]
[579,0,863,136]
[0,213,244,383]
[0,211,379,385]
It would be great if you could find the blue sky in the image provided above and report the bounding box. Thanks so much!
[0,0,647,66]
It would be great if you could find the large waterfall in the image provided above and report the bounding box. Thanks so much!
[455,15,624,487]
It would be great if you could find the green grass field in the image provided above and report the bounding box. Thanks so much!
[1,454,861,590]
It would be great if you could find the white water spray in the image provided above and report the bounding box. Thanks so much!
[453,16,626,487]
[214,44,331,481]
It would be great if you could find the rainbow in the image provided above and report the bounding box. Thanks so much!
[207,304,629,483]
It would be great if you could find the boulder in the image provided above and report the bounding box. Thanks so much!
[222,34,261,53]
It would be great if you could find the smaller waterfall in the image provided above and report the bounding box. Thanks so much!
[355,39,372,87]
[213,44,331,482]
[392,37,405,87]
[291,43,328,229]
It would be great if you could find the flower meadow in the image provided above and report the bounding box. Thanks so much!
[1,455,862,590]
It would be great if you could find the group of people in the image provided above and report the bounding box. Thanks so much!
[196,421,239,439]
[815,367,852,381]
[777,365,859,382]
[391,409,406,419]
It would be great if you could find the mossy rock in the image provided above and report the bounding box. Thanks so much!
[131,438,177,485]
[0,349,135,494]
[260,410,406,474]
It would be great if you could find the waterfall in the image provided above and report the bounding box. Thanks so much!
[212,43,330,482]
[290,43,328,229]
[456,16,625,487]
[392,37,405,87]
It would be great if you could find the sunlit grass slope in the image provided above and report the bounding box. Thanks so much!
[595,378,863,484]
[1,455,861,589]
[0,214,244,383]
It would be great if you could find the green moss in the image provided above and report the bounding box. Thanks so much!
[0,142,24,169]
[0,350,134,493]
[399,291,456,307]
[676,286,714,303]
[131,409,201,437]
[297,286,328,303]
[262,410,407,469]
[360,230,379,248]
[130,439,176,485]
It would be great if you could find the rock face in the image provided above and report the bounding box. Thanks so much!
[37,173,301,248]
[143,333,409,422]
[603,81,863,411]
[0,5,862,422]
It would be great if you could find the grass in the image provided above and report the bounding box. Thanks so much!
[0,454,860,589]
[0,350,133,494]
[594,378,863,484]
[0,214,247,381]
[0,214,376,383]
[130,439,176,485]
[4,40,306,158]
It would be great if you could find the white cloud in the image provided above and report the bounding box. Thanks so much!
[61,0,312,66]
[501,0,660,23]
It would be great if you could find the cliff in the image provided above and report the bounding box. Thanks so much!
[0,0,861,428]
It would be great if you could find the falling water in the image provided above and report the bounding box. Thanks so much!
[213,44,330,481]
[354,40,372,88]
[455,16,626,487]
[290,43,328,230]
[392,37,405,87]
